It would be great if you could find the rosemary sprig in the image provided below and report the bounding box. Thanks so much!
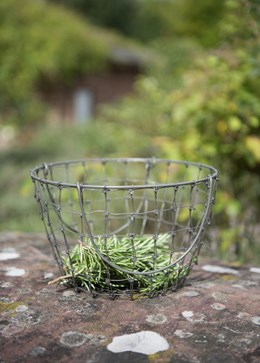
[52,234,190,295]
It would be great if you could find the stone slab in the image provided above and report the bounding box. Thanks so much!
[0,232,259,363]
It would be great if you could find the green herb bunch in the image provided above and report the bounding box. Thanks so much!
[53,234,190,295]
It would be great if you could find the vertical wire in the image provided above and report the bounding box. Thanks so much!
[124,160,131,234]
[170,186,178,261]
[128,188,137,272]
[156,161,169,231]
[54,184,79,288]
[140,159,152,235]
[186,183,196,262]
[35,180,63,275]
[44,187,64,271]
[42,166,65,271]
[193,175,215,263]
[65,162,74,219]
[151,186,159,291]
[103,186,109,255]
[79,190,84,244]
[103,185,112,290]
[102,161,111,290]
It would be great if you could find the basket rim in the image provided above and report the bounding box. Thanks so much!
[30,157,218,190]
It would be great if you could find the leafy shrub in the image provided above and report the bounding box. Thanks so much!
[0,0,116,127]
[100,1,260,262]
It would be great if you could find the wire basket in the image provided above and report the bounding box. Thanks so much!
[31,158,218,298]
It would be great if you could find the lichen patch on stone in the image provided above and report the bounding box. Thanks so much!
[174,329,193,339]
[31,346,46,357]
[145,313,167,325]
[212,292,229,303]
[181,310,205,323]
[107,331,169,355]
[180,290,200,297]
[210,303,226,311]
[43,272,54,279]
[0,248,20,261]
[182,311,194,320]
[15,305,29,313]
[5,267,25,277]
[202,265,239,275]
[60,331,89,347]
[251,316,260,326]
[60,331,106,348]
[250,267,260,274]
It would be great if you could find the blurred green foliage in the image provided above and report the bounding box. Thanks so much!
[0,122,152,232]
[0,0,151,128]
[0,0,259,263]
[49,0,227,46]
[49,0,140,38]
[99,0,260,262]
[0,0,152,126]
[0,0,109,126]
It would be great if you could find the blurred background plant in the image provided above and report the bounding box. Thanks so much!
[0,0,259,263]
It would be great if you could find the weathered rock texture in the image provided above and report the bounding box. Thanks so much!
[0,232,259,362]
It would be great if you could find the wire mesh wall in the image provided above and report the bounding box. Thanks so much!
[31,158,218,298]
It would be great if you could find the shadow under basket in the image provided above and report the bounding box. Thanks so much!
[31,158,218,298]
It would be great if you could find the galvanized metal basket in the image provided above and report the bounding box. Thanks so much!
[31,158,218,298]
